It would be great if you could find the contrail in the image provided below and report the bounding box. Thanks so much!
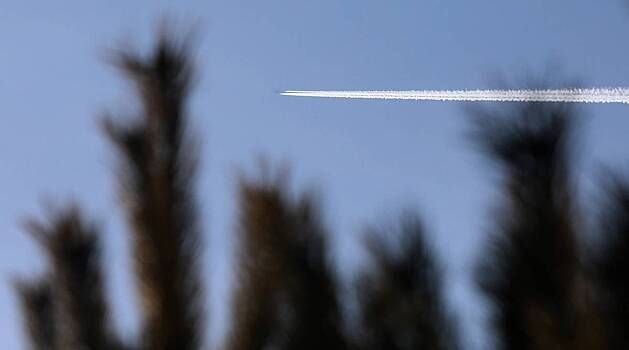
[281,88,629,104]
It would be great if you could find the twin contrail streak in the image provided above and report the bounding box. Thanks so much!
[281,88,629,104]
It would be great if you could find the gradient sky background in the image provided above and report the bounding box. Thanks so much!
[2,1,629,348]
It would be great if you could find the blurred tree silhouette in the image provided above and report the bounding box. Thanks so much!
[13,29,629,350]
[593,176,629,350]
[15,278,56,350]
[228,173,349,350]
[103,32,204,350]
[355,213,458,350]
[474,104,606,350]
[16,206,123,350]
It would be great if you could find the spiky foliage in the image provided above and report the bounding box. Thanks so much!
[356,213,457,350]
[15,278,56,350]
[475,104,605,350]
[18,206,115,350]
[103,33,204,350]
[593,176,629,349]
[281,190,348,350]
[228,174,348,350]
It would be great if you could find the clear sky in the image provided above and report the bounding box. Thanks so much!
[2,1,629,348]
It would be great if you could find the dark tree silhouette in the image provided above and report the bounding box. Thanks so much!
[16,206,118,350]
[228,174,348,350]
[103,32,205,350]
[16,32,205,350]
[15,278,55,350]
[593,176,629,350]
[356,213,458,350]
[475,104,605,350]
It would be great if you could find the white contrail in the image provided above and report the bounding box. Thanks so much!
[281,88,629,104]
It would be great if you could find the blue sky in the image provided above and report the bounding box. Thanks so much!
[2,1,629,348]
